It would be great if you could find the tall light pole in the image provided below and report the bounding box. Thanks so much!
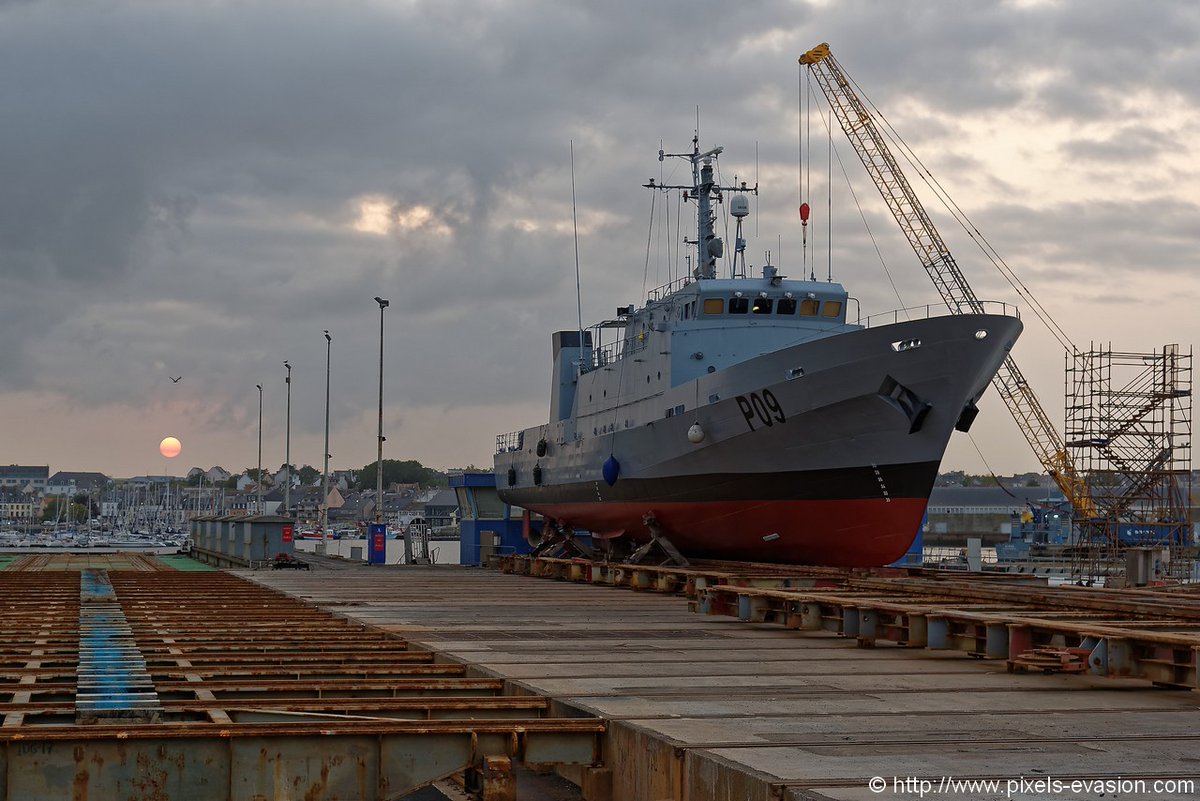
[374,297,389,524]
[321,330,332,542]
[256,383,263,515]
[283,360,292,520]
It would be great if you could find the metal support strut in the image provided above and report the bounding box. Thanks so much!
[626,515,691,567]
[532,522,596,561]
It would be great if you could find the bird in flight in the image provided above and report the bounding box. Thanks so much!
[170,376,182,383]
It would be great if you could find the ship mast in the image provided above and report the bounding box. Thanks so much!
[647,136,755,280]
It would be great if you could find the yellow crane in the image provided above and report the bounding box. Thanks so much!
[799,43,1096,518]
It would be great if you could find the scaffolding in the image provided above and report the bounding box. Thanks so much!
[1065,344,1193,582]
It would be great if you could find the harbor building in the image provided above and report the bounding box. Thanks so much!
[0,464,48,492]
[45,471,110,497]
[924,485,1066,547]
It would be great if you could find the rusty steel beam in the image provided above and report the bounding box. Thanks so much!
[501,553,852,598]
[696,584,1200,689]
[2,696,551,715]
[846,576,1200,622]
[153,677,505,694]
[0,725,604,801]
[0,718,605,742]
[503,552,1190,607]
[0,663,471,681]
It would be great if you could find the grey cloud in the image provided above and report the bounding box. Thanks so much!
[1,0,1197,475]
[1059,127,1184,163]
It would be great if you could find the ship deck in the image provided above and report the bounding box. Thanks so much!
[250,563,1200,801]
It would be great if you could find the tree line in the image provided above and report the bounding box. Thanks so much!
[185,460,447,490]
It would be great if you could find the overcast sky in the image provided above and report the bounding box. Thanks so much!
[2,0,1198,479]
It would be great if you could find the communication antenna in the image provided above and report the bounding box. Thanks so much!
[661,139,669,285]
[827,108,833,282]
[570,141,584,372]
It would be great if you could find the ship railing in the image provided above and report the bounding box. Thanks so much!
[585,329,648,372]
[855,299,1020,328]
[647,275,693,303]
[495,430,524,453]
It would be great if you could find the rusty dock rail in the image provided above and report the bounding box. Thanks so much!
[499,554,1200,690]
[0,561,603,800]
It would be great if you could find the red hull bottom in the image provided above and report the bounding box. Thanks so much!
[531,498,927,568]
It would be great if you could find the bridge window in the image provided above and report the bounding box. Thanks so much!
[799,298,819,316]
[752,298,773,314]
[728,297,749,314]
[777,298,797,315]
[822,300,843,318]
[703,298,724,315]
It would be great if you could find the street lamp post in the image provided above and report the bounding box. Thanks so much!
[283,360,292,520]
[374,297,389,527]
[321,331,331,545]
[256,384,263,515]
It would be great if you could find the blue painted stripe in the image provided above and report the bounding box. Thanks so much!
[76,570,161,720]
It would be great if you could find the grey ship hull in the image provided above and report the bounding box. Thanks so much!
[495,312,1022,566]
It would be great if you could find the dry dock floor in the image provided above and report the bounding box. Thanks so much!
[248,565,1200,801]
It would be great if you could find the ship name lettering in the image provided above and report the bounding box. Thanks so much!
[737,389,786,431]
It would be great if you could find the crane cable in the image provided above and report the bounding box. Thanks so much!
[820,110,902,314]
[968,432,1020,500]
[812,106,909,317]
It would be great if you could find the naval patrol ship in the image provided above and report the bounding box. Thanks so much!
[494,137,1022,567]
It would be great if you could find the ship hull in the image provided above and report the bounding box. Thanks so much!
[496,312,1022,567]
[512,462,937,566]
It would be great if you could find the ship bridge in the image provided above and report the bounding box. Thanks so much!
[586,270,856,389]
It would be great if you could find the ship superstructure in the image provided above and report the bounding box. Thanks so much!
[494,137,1022,566]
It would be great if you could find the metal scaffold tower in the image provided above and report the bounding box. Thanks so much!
[1065,345,1193,581]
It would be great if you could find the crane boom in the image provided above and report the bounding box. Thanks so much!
[800,43,1095,518]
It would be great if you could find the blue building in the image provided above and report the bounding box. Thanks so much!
[450,472,532,566]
